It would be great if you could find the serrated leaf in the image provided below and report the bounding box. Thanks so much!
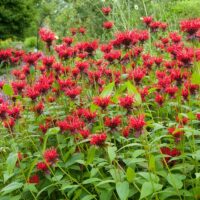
[6,153,18,174]
[140,182,163,199]
[1,182,23,194]
[167,174,185,189]
[116,181,129,200]
[107,146,117,162]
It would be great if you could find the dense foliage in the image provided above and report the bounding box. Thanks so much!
[0,3,200,200]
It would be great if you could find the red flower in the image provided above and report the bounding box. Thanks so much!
[142,16,153,26]
[76,61,89,72]
[196,113,200,120]
[39,28,56,48]
[169,32,182,43]
[129,114,146,137]
[42,56,55,69]
[34,102,44,114]
[155,93,165,106]
[100,44,112,53]
[65,86,82,99]
[90,133,107,145]
[37,162,48,172]
[79,27,86,35]
[3,118,15,130]
[25,87,40,100]
[102,7,111,15]
[56,120,68,133]
[0,103,9,120]
[93,96,111,109]
[139,87,149,102]
[8,106,21,119]
[104,50,121,62]
[79,129,90,138]
[28,174,40,184]
[119,95,134,110]
[104,116,121,129]
[132,68,146,84]
[103,21,113,29]
[122,126,130,138]
[160,147,181,166]
[165,86,178,98]
[43,147,59,165]
[63,37,73,46]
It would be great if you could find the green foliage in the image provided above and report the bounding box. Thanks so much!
[0,0,38,39]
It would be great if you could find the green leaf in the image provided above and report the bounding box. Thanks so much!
[87,146,96,165]
[107,146,117,162]
[149,155,156,171]
[2,84,14,96]
[1,182,23,194]
[81,195,96,200]
[100,82,115,97]
[126,167,135,183]
[191,72,200,84]
[23,183,38,193]
[60,184,79,191]
[125,81,141,104]
[82,178,100,184]
[96,180,115,187]
[6,153,18,174]
[116,181,129,200]
[167,174,185,189]
[140,182,163,199]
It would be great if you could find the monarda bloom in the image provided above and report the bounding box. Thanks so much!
[93,96,111,110]
[104,116,121,130]
[103,21,114,29]
[129,115,146,137]
[79,129,90,138]
[28,174,40,184]
[76,61,89,73]
[39,28,56,49]
[8,106,21,119]
[79,27,86,35]
[168,126,184,142]
[160,147,181,166]
[3,117,15,130]
[43,147,59,165]
[119,95,135,110]
[90,133,107,145]
[42,56,55,70]
[165,86,178,98]
[100,44,112,53]
[25,87,40,101]
[142,16,153,26]
[0,103,9,120]
[180,18,200,39]
[63,37,73,46]
[34,101,44,114]
[196,113,200,121]
[37,162,48,172]
[104,50,121,63]
[132,68,146,84]
[65,86,82,99]
[139,87,149,102]
[155,93,165,106]
[169,32,182,43]
[102,7,111,15]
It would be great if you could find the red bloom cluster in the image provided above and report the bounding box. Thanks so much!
[39,28,56,48]
[160,147,181,166]
[43,147,59,165]
[90,133,107,145]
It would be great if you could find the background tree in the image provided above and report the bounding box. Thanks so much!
[0,0,38,39]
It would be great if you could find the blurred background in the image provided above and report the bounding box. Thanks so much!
[0,0,200,50]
